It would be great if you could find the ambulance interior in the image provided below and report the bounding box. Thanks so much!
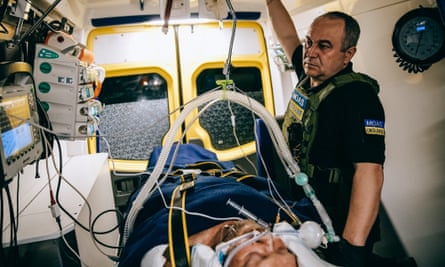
[1,0,445,266]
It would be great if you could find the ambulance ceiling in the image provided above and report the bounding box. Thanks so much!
[39,0,334,28]
[78,0,334,12]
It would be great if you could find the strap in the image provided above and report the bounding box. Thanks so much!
[177,161,256,182]
[164,170,254,266]
[168,173,196,267]
[332,72,379,94]
[306,164,342,183]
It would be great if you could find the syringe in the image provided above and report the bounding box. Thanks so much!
[226,199,269,228]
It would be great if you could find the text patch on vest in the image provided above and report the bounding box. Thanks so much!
[290,90,309,121]
[364,119,385,136]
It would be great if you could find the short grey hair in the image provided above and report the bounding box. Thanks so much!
[316,11,361,52]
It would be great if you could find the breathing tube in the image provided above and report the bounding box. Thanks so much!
[295,173,339,242]
[121,89,339,246]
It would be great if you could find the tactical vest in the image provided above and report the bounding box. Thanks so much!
[282,72,379,182]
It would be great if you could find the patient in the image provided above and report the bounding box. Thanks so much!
[143,219,335,267]
[117,144,336,267]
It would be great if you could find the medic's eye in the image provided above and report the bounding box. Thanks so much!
[317,42,332,50]
[303,38,313,49]
[303,38,333,51]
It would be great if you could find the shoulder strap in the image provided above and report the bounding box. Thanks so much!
[332,72,380,94]
[167,173,196,267]
[298,82,336,175]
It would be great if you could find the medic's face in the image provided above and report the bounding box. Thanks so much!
[303,17,356,87]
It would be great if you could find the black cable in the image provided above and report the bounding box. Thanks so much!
[92,209,122,235]
[52,133,90,232]
[91,209,124,250]
[51,132,123,260]
[14,174,20,234]
[51,132,123,236]
[34,159,41,178]
[34,100,124,260]
[18,0,63,45]
[0,0,7,21]
[0,0,9,34]
[5,185,19,267]
[0,186,5,263]
[5,186,16,248]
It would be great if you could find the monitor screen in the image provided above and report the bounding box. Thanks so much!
[0,95,34,159]
[0,62,43,187]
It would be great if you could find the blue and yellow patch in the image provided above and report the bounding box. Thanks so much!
[290,90,308,121]
[364,119,385,136]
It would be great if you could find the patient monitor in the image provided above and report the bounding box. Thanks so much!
[0,62,44,188]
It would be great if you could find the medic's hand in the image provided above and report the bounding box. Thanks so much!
[337,238,367,267]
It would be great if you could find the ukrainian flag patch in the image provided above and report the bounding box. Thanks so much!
[290,90,308,121]
[364,119,385,136]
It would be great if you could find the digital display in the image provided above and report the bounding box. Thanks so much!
[0,95,34,159]
[1,123,33,159]
[0,61,44,187]
[416,20,426,32]
[416,25,426,32]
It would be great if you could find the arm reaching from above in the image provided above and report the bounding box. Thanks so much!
[266,0,302,60]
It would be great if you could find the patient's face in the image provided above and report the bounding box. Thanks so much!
[187,220,298,267]
[227,234,298,267]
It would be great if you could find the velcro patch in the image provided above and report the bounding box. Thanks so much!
[364,119,385,136]
[290,90,308,121]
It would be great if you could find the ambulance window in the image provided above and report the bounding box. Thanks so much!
[97,73,169,160]
[196,67,264,150]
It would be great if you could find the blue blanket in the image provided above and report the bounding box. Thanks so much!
[118,144,320,267]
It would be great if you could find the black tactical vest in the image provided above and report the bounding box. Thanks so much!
[282,72,379,182]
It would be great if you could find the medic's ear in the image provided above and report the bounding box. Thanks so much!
[344,46,357,64]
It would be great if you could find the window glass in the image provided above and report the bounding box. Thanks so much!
[97,73,169,160]
[196,67,264,150]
